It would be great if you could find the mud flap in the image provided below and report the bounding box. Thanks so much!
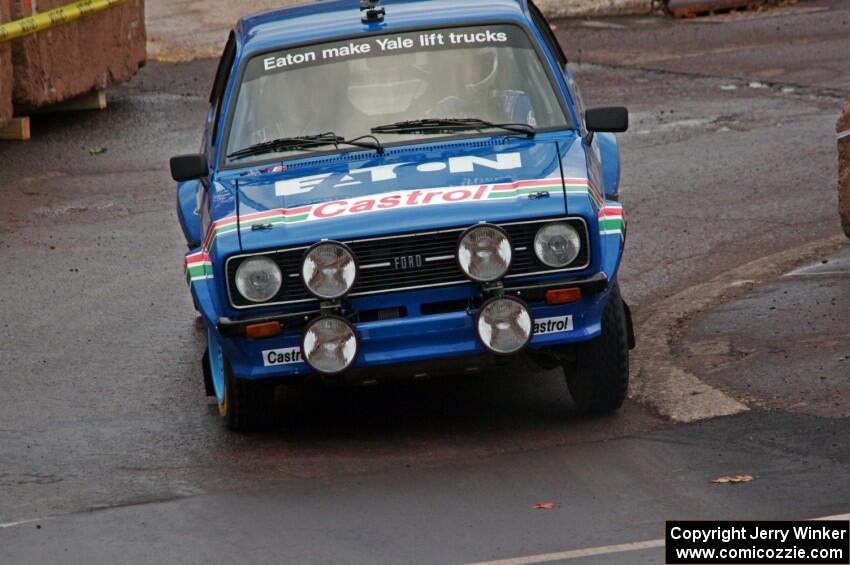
[623,300,636,350]
[202,347,215,397]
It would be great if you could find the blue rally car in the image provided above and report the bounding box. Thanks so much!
[170,0,634,430]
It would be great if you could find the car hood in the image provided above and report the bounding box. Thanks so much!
[231,136,586,252]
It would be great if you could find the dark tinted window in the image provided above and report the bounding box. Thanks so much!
[528,0,567,66]
[210,33,237,146]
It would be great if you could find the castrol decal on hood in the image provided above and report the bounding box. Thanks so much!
[238,178,565,229]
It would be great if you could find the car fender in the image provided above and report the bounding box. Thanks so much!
[596,132,621,200]
[177,180,202,248]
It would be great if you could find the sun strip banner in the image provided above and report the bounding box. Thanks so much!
[183,177,624,284]
[0,0,126,43]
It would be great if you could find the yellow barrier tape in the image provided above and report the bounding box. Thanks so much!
[0,0,126,43]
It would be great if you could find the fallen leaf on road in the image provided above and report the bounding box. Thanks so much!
[89,147,108,156]
[534,502,557,510]
[712,474,754,484]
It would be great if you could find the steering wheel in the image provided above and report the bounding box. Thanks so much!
[464,47,500,94]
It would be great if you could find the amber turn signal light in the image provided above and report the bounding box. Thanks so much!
[545,287,581,305]
[245,321,282,339]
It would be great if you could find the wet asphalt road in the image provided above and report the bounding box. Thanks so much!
[1,3,849,563]
[555,0,850,93]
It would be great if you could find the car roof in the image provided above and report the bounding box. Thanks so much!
[236,0,534,56]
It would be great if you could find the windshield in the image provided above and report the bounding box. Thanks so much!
[224,25,570,165]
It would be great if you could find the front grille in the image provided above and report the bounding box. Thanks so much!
[227,217,590,309]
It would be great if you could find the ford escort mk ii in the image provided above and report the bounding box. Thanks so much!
[170,0,634,430]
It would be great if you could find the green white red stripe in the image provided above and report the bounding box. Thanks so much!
[565,178,604,210]
[184,251,213,284]
[487,178,564,198]
[599,204,625,238]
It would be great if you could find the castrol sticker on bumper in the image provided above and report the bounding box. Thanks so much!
[263,347,303,367]
[533,315,574,336]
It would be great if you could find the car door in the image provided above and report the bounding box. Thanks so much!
[202,34,237,236]
[176,33,237,248]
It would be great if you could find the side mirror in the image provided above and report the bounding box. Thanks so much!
[170,154,209,182]
[585,107,629,133]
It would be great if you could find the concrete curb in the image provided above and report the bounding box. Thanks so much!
[631,234,846,423]
[536,0,655,19]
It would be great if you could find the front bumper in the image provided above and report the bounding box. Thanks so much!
[214,273,610,381]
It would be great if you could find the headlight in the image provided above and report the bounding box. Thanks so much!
[475,296,533,355]
[534,222,581,268]
[234,256,283,303]
[301,316,359,374]
[457,224,513,283]
[302,241,358,300]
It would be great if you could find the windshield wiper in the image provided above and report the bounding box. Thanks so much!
[227,132,383,160]
[372,118,535,138]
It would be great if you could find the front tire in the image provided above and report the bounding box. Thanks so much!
[220,359,276,432]
[207,330,275,432]
[564,284,630,415]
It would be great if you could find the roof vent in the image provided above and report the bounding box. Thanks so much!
[360,0,385,23]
